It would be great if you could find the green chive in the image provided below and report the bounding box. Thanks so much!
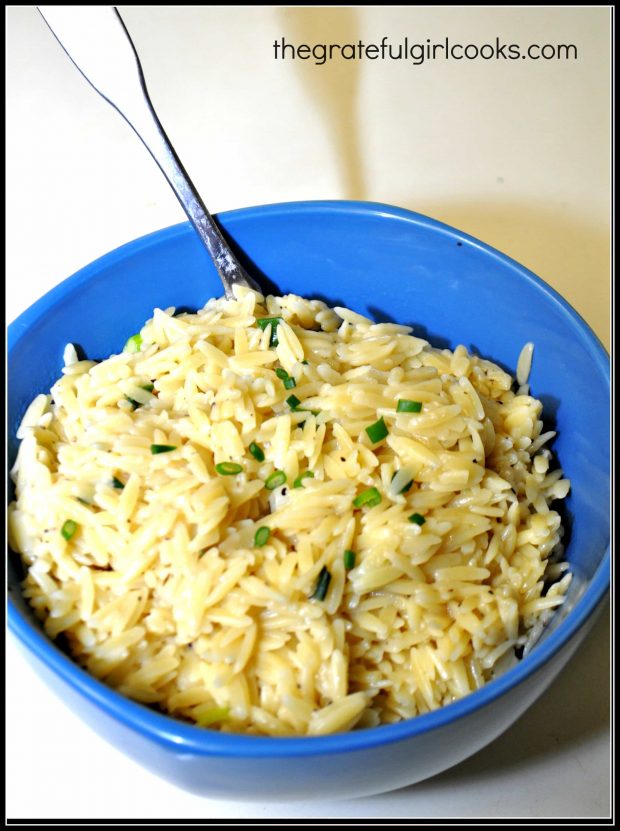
[61,519,78,541]
[112,477,125,489]
[344,550,356,569]
[275,367,297,390]
[408,513,426,526]
[125,384,154,409]
[249,442,265,462]
[391,471,413,494]
[254,526,271,547]
[286,394,301,411]
[257,316,284,331]
[353,487,382,508]
[301,359,309,365]
[150,444,177,454]
[293,471,315,488]
[196,706,230,727]
[397,399,423,413]
[286,392,319,417]
[123,333,142,353]
[265,470,287,490]
[365,416,388,444]
[311,566,331,601]
[256,317,283,346]
[215,462,243,475]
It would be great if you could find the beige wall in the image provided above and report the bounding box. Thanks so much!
[7,6,610,347]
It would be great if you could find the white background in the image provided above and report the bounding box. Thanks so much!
[6,5,611,820]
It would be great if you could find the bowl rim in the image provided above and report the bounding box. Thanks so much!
[8,199,610,758]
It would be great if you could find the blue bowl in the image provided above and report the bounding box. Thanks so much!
[7,201,610,800]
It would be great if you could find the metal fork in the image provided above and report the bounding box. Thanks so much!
[37,5,261,299]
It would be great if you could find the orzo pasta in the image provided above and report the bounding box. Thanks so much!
[8,287,571,735]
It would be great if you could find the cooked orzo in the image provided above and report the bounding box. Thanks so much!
[8,287,572,735]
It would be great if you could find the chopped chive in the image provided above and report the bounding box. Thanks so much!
[408,512,426,526]
[344,549,356,569]
[293,471,314,488]
[265,470,287,490]
[150,444,177,455]
[275,367,297,390]
[256,317,283,346]
[391,471,413,494]
[123,333,142,353]
[125,384,154,409]
[311,566,331,601]
[397,399,423,414]
[257,316,284,331]
[286,393,320,417]
[254,526,271,547]
[249,442,265,462]
[286,394,301,411]
[353,487,382,509]
[196,706,230,727]
[215,462,243,475]
[76,497,90,506]
[112,476,125,489]
[287,393,320,416]
[61,519,78,541]
[365,416,388,444]
[301,359,309,365]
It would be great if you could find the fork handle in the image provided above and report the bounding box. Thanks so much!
[37,5,260,299]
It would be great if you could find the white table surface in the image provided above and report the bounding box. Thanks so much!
[6,6,611,820]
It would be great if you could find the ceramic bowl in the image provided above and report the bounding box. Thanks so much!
[7,201,610,800]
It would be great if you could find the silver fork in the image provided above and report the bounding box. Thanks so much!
[37,5,261,299]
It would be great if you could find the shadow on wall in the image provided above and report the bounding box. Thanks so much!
[270,10,609,349]
[410,200,611,350]
[277,7,366,200]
